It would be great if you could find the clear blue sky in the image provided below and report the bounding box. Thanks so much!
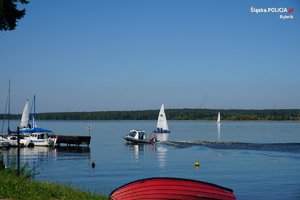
[1,0,300,113]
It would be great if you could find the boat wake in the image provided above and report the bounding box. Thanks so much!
[163,141,300,153]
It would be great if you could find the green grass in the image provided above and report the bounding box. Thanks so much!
[0,169,108,200]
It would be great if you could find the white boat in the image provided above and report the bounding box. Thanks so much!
[153,104,170,142]
[3,134,34,147]
[0,138,10,148]
[217,112,221,124]
[19,96,55,147]
[124,130,157,144]
[21,131,54,147]
[1,135,18,147]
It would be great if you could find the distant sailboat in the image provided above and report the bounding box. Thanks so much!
[217,112,221,141]
[217,112,221,124]
[153,104,170,142]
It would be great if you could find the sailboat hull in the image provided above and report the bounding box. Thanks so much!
[153,129,170,142]
[110,177,236,200]
[153,130,170,134]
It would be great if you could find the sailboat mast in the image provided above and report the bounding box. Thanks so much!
[7,80,11,131]
[33,95,36,116]
[32,95,36,128]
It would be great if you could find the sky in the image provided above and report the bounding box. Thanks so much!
[1,0,300,113]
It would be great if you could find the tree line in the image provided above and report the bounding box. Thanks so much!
[1,109,300,121]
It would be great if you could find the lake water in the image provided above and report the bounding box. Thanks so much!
[1,120,300,199]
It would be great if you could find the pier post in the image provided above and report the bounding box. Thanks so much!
[86,124,92,137]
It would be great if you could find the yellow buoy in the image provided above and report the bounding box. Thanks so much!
[194,162,200,168]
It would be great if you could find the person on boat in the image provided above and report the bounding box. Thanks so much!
[151,133,158,143]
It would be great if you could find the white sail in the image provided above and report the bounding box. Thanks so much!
[156,104,169,130]
[217,112,221,123]
[20,100,30,128]
[32,116,37,128]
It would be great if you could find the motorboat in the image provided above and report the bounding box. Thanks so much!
[124,130,157,144]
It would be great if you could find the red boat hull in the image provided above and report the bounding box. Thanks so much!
[110,177,236,200]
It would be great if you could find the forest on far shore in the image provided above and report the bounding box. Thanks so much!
[1,109,300,121]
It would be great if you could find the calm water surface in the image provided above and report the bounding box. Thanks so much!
[2,120,300,199]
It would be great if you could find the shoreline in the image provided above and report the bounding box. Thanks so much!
[0,169,108,200]
[1,108,300,121]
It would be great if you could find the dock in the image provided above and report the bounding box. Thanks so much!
[53,135,91,147]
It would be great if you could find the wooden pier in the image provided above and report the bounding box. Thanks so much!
[53,135,91,147]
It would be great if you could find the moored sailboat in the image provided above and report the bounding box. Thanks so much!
[19,96,55,147]
[0,80,28,147]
